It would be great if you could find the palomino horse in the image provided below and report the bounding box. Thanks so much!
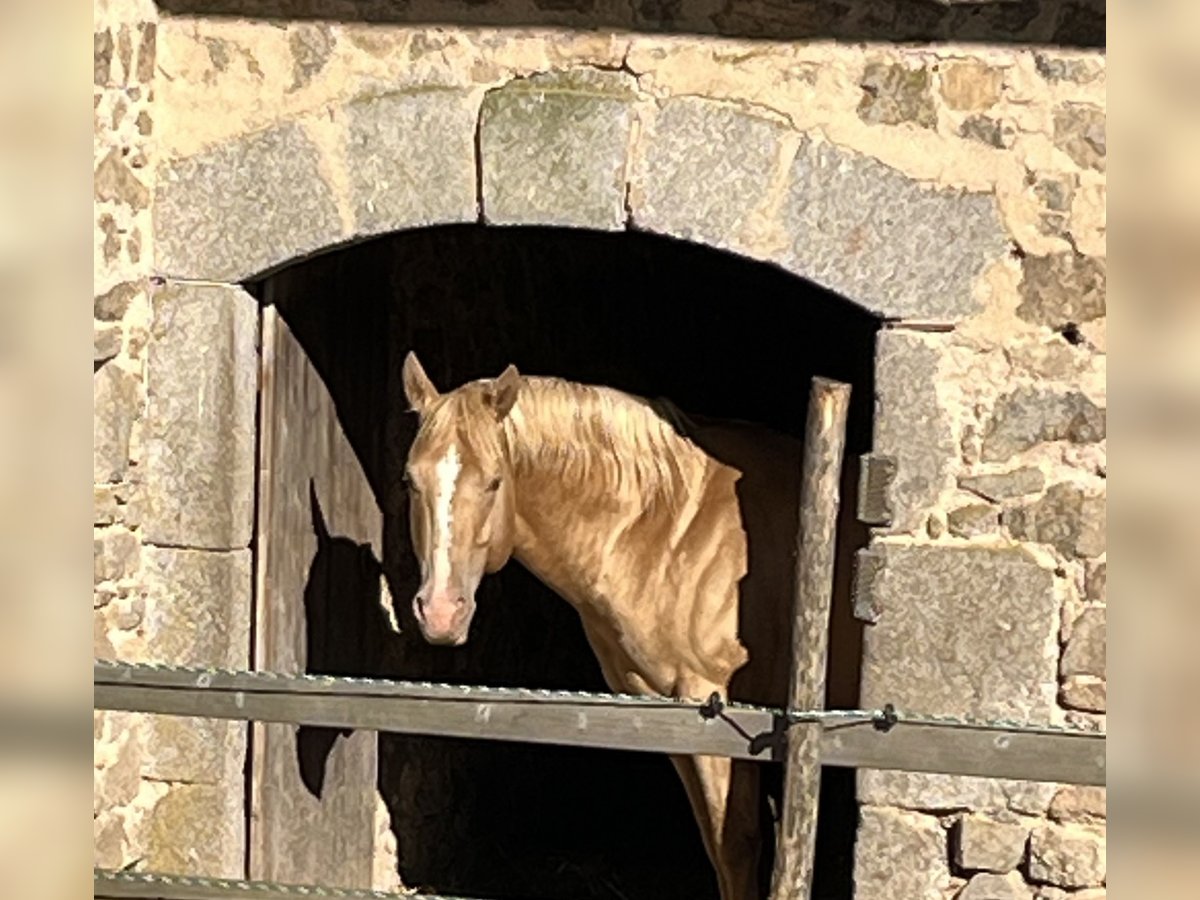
[400,353,812,900]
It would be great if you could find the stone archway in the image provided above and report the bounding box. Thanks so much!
[152,64,1006,319]
[245,222,882,899]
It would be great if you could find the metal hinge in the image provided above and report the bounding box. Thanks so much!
[851,545,886,624]
[856,452,897,527]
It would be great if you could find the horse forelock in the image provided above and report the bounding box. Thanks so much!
[411,386,503,469]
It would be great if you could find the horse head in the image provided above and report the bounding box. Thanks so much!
[401,352,521,645]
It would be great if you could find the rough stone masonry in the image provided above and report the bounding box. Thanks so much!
[94,0,1105,896]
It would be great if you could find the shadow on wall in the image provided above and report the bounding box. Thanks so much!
[250,224,879,900]
[159,0,1104,48]
[296,482,386,799]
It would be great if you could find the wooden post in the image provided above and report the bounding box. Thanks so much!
[769,377,852,900]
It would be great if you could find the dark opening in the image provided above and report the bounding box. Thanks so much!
[160,1,1106,49]
[248,224,879,900]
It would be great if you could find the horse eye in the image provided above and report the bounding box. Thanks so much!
[486,476,502,492]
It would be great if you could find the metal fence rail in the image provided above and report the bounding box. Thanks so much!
[94,660,1105,786]
[94,870,469,900]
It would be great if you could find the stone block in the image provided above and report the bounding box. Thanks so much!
[1085,561,1106,603]
[1008,340,1088,381]
[981,388,1106,462]
[94,29,112,86]
[141,715,247,786]
[860,544,1059,722]
[1018,253,1106,329]
[93,811,128,871]
[111,594,145,630]
[1027,823,1106,888]
[1048,786,1106,824]
[95,282,139,321]
[154,121,344,280]
[95,146,151,210]
[95,485,119,526]
[854,806,951,900]
[95,324,122,363]
[779,138,1006,320]
[140,546,251,669]
[288,23,335,92]
[1034,54,1104,85]
[1053,104,1106,171]
[146,784,244,878]
[859,770,1057,819]
[948,503,1000,538]
[480,70,636,229]
[859,544,1060,810]
[94,611,116,658]
[94,726,141,812]
[1062,608,1105,677]
[1034,175,1075,237]
[94,528,140,584]
[1059,676,1106,712]
[858,61,938,129]
[141,284,257,550]
[953,814,1029,873]
[1005,483,1106,558]
[632,97,787,250]
[94,585,116,611]
[117,481,143,531]
[873,331,956,532]
[959,468,1046,502]
[94,363,138,483]
[1034,177,1074,215]
[343,89,477,238]
[940,61,1003,111]
[960,115,1014,149]
[959,872,1033,900]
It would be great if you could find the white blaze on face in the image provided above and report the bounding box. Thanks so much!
[431,443,462,591]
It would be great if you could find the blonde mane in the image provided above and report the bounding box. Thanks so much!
[420,376,708,507]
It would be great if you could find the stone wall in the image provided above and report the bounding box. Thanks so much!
[851,56,1106,888]
[93,2,1105,896]
[93,0,252,879]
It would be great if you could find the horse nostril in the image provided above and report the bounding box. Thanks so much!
[455,596,467,608]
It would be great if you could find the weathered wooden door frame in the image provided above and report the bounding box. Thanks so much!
[249,291,385,889]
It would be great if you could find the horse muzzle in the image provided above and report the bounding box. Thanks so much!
[413,590,474,646]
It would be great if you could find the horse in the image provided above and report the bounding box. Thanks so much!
[399,352,811,900]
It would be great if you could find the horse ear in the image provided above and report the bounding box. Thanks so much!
[403,352,439,415]
[489,364,521,421]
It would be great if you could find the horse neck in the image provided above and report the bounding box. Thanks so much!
[501,390,711,612]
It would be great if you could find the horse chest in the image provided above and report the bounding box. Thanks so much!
[580,586,736,699]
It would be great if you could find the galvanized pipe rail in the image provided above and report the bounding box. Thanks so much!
[94,660,1105,786]
[94,869,471,900]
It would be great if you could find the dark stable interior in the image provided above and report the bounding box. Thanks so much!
[248,224,880,900]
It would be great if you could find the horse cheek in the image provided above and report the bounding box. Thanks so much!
[483,502,514,573]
